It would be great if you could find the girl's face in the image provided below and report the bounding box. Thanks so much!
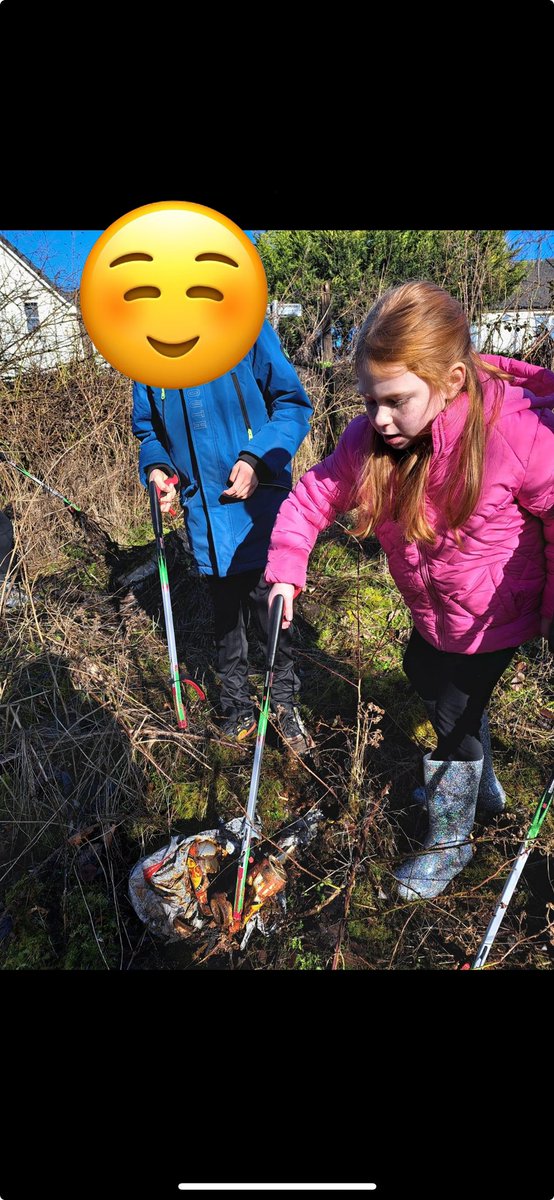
[358,364,447,450]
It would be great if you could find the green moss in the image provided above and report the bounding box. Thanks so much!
[257,764,289,832]
[348,912,396,951]
[1,870,125,971]
[206,742,242,772]
[288,934,325,970]
[311,538,358,577]
[209,771,238,821]
[123,520,155,548]
[61,889,120,970]
[317,626,337,652]
[72,562,110,590]
[502,763,546,815]
[412,717,435,742]
[360,667,426,739]
[347,918,370,940]
[2,929,57,970]
[65,544,90,562]
[172,780,206,821]
[1,876,57,970]
[359,583,390,612]
[346,871,398,956]
[293,949,325,970]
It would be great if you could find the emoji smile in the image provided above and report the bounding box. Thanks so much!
[147,335,199,358]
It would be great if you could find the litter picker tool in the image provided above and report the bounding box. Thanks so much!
[0,446,118,555]
[462,773,554,970]
[232,591,285,925]
[148,475,205,730]
[0,449,82,511]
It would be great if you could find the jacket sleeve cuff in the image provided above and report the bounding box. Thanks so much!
[238,451,274,483]
[264,573,303,600]
[146,463,175,483]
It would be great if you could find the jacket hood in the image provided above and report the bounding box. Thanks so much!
[432,354,554,455]
[479,354,554,415]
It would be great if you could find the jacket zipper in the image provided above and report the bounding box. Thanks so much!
[230,370,289,489]
[231,372,253,440]
[418,542,445,645]
[179,389,220,576]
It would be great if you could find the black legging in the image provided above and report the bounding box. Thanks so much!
[403,627,518,761]
[208,569,300,718]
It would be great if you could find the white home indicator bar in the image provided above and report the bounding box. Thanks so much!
[178,1187,377,1193]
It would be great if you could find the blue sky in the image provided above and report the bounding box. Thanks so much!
[2,229,553,292]
[0,229,260,291]
[1,230,104,292]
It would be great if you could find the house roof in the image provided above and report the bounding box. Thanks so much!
[505,258,554,309]
[0,233,75,305]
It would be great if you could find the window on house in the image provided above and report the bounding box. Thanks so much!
[24,301,40,333]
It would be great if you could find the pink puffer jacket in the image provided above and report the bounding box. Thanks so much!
[266,356,554,653]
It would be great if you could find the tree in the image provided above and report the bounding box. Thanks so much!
[365,230,525,318]
[257,229,525,364]
[258,230,373,364]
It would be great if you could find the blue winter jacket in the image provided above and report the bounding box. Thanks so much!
[131,321,312,576]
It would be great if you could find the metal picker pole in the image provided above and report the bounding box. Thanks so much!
[463,775,554,970]
[148,477,188,730]
[232,592,285,925]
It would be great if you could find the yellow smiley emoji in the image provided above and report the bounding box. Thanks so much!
[80,201,268,387]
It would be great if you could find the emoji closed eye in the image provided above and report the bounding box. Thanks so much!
[195,253,238,267]
[110,253,153,266]
[124,286,161,300]
[186,286,224,301]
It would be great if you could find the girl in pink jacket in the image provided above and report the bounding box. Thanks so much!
[266,281,554,901]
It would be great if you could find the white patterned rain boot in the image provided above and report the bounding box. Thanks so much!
[413,713,505,814]
[396,755,483,900]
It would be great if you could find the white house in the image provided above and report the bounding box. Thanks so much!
[471,259,554,357]
[0,234,87,377]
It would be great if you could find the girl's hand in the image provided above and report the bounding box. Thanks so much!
[541,614,554,653]
[149,469,177,513]
[268,582,296,629]
[222,460,259,500]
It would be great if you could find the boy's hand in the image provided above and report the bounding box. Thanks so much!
[268,583,295,629]
[149,469,177,514]
[541,614,554,653]
[222,460,258,500]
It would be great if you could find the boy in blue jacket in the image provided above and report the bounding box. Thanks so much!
[132,320,314,752]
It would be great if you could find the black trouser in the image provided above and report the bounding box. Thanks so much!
[403,627,518,761]
[208,569,300,718]
[0,510,15,580]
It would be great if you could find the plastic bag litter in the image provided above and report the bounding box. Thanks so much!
[129,818,246,943]
[129,808,325,944]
